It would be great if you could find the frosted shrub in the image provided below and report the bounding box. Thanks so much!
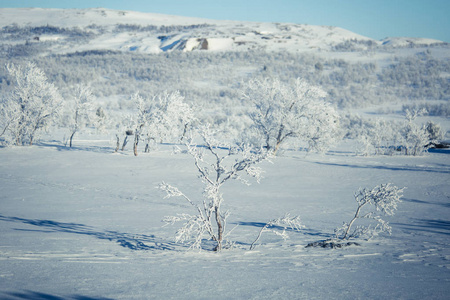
[0,62,61,145]
[425,121,444,142]
[399,108,433,156]
[356,119,400,156]
[402,102,450,118]
[160,125,269,252]
[334,184,404,241]
[306,184,403,249]
[242,77,340,155]
[400,122,431,156]
[353,109,441,156]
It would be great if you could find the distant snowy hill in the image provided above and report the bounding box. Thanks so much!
[1,7,445,55]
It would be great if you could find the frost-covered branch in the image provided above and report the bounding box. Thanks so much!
[250,214,304,250]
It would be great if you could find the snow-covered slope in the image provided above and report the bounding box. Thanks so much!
[4,7,444,55]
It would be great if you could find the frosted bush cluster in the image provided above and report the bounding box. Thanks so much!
[346,109,444,156]
[119,91,195,156]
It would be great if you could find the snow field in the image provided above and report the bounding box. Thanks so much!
[0,139,449,299]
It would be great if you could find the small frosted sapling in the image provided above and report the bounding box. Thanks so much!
[335,183,404,240]
[249,214,304,250]
[160,125,269,252]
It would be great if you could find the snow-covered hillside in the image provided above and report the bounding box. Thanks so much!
[1,7,445,55]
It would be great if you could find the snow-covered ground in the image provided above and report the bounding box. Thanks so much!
[0,137,449,299]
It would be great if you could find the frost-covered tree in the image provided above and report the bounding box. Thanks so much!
[356,119,400,156]
[335,184,404,240]
[160,125,269,252]
[130,91,194,156]
[130,93,150,156]
[64,85,97,147]
[242,77,340,155]
[153,90,196,144]
[0,62,61,145]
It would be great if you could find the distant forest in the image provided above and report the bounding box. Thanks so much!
[0,25,449,115]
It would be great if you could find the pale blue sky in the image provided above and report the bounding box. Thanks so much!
[1,0,449,42]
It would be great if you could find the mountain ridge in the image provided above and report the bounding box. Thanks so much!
[0,7,446,55]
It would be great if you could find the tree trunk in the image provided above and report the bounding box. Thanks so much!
[181,123,189,142]
[69,131,76,148]
[342,202,365,240]
[214,206,223,252]
[133,133,139,156]
[273,140,282,155]
[121,136,128,151]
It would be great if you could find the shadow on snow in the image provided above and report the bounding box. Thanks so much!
[1,290,112,300]
[403,197,450,208]
[0,214,178,251]
[313,161,450,174]
[235,221,332,238]
[393,219,450,236]
[36,141,113,154]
